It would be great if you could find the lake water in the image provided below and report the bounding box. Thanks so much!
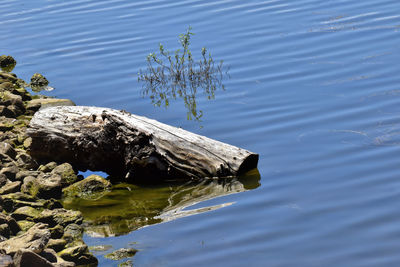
[2,0,400,266]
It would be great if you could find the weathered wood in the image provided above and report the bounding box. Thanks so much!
[27,106,258,181]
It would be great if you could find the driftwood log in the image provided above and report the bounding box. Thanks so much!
[27,106,258,181]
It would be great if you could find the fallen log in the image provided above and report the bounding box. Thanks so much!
[27,106,258,181]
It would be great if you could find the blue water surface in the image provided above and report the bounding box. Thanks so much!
[2,0,400,266]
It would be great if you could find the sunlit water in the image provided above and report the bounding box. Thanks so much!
[2,0,400,266]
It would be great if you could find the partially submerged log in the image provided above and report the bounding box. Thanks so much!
[27,106,258,181]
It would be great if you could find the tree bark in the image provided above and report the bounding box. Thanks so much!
[27,106,258,182]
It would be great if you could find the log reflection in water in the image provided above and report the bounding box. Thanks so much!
[62,169,260,237]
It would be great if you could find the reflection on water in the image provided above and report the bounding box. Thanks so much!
[138,27,228,122]
[62,169,260,237]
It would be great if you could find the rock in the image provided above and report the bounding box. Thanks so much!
[0,92,24,113]
[13,87,32,101]
[0,164,19,180]
[0,223,50,255]
[0,117,15,132]
[0,253,14,267]
[49,224,64,239]
[6,104,23,118]
[0,105,16,118]
[62,175,111,201]
[104,248,138,261]
[25,173,63,199]
[20,176,36,195]
[46,239,67,252]
[1,192,39,213]
[22,137,32,149]
[17,220,36,232]
[38,162,58,173]
[0,142,16,159]
[0,213,21,236]
[62,224,83,246]
[0,82,15,92]
[0,72,17,83]
[30,73,49,91]
[0,55,16,73]
[0,181,21,195]
[11,206,41,221]
[15,171,40,181]
[13,249,55,267]
[118,260,133,267]
[39,248,58,263]
[58,244,97,266]
[15,152,38,170]
[0,173,7,187]
[51,163,79,187]
[0,223,10,239]
[35,209,82,228]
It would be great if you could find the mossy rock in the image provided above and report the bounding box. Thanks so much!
[12,206,42,221]
[0,55,16,72]
[51,163,79,187]
[17,220,36,232]
[62,174,111,201]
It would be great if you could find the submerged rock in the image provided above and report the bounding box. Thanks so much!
[30,73,52,92]
[58,244,98,266]
[62,175,111,201]
[104,248,138,261]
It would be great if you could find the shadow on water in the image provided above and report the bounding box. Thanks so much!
[62,169,260,238]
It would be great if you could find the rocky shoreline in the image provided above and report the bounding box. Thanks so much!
[0,57,99,266]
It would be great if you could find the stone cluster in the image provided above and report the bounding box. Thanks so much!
[0,57,98,266]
